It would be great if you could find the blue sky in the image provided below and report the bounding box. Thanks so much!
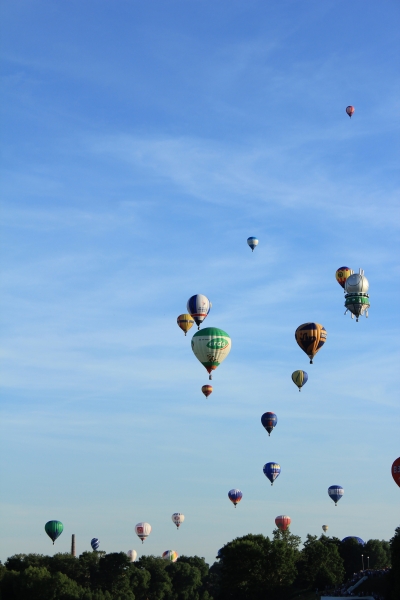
[1,0,399,564]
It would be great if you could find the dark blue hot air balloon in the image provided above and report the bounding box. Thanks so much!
[342,536,365,546]
[263,462,281,485]
[328,485,344,506]
[261,412,277,436]
[91,538,100,551]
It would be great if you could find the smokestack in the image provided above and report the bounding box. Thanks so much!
[71,534,76,557]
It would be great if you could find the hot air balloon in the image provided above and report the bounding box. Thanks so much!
[322,525,329,533]
[346,105,355,118]
[275,515,291,531]
[162,550,178,562]
[187,295,211,329]
[247,237,258,252]
[191,327,231,380]
[335,267,354,290]
[291,370,308,392]
[127,549,137,562]
[171,513,185,529]
[295,323,327,364]
[228,488,243,507]
[392,457,400,488]
[261,412,277,436]
[328,485,344,506]
[45,520,64,545]
[201,385,213,398]
[263,462,281,486]
[91,538,100,551]
[135,522,151,544]
[177,314,195,336]
[344,268,370,321]
[342,536,365,545]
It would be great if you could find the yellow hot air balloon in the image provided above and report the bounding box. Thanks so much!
[177,314,195,336]
[295,323,327,364]
[322,525,329,533]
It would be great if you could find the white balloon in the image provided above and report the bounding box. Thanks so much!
[135,522,151,544]
[127,549,137,562]
[171,513,185,529]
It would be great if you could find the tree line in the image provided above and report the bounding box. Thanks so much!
[0,527,398,600]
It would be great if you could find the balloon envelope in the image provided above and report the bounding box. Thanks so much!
[91,538,100,551]
[187,294,211,328]
[45,520,64,544]
[191,327,231,380]
[162,550,178,562]
[392,457,400,488]
[291,370,308,391]
[228,488,243,507]
[295,323,327,364]
[342,536,365,545]
[335,267,354,289]
[201,385,213,398]
[247,237,259,251]
[135,522,151,544]
[177,314,195,336]
[171,513,185,529]
[328,485,344,506]
[263,462,281,485]
[322,525,329,533]
[346,105,355,117]
[261,412,277,436]
[127,550,137,562]
[275,515,291,531]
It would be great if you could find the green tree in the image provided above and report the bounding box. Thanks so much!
[218,531,300,600]
[388,526,400,600]
[136,556,173,600]
[5,554,50,573]
[128,563,151,600]
[97,552,134,598]
[166,561,202,600]
[16,565,52,600]
[297,534,344,590]
[364,539,390,569]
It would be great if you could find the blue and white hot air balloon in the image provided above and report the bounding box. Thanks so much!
[247,237,259,252]
[263,462,281,486]
[328,485,344,506]
[187,294,211,329]
[91,538,100,551]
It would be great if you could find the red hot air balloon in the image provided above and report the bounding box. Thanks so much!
[275,515,291,531]
[392,457,400,488]
[346,106,355,118]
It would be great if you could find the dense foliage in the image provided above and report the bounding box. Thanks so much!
[0,529,394,599]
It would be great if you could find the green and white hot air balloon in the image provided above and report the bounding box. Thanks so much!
[191,327,231,380]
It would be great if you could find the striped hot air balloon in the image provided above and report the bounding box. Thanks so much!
[291,370,308,391]
[187,295,211,329]
[346,105,355,118]
[295,323,327,364]
[201,385,213,398]
[162,550,178,562]
[275,515,291,531]
[177,314,195,336]
[247,237,259,252]
[44,520,64,545]
[91,538,100,551]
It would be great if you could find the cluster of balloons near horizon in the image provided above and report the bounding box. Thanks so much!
[335,266,370,322]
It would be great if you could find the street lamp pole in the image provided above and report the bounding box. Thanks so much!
[367,556,370,569]
[361,554,365,570]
